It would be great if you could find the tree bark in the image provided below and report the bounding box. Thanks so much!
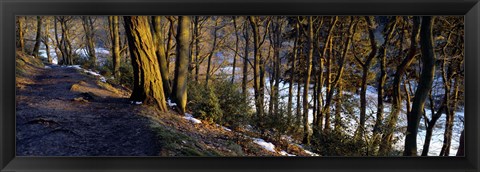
[172,16,192,114]
[378,17,420,156]
[404,16,435,156]
[32,16,43,57]
[152,16,172,98]
[124,16,168,112]
[242,19,249,98]
[354,16,377,141]
[287,20,299,128]
[82,16,96,68]
[302,16,314,145]
[16,17,25,52]
[108,16,121,78]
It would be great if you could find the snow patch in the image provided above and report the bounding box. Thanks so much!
[66,65,82,70]
[167,99,177,107]
[222,126,232,132]
[253,138,276,153]
[183,113,202,124]
[44,66,51,69]
[280,151,296,156]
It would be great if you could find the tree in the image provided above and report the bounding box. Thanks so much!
[404,16,435,156]
[287,18,300,128]
[242,18,250,98]
[352,16,377,141]
[249,16,270,121]
[372,17,397,153]
[152,16,172,97]
[301,16,314,145]
[172,16,192,114]
[16,17,25,52]
[124,16,168,111]
[32,16,43,57]
[108,16,121,78]
[378,16,420,156]
[42,17,53,63]
[82,16,97,68]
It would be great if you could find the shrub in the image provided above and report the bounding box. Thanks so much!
[187,79,251,127]
[212,80,251,128]
[187,81,223,124]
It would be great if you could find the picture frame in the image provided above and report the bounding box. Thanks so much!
[1,0,478,171]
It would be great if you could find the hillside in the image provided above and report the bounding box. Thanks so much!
[15,51,316,156]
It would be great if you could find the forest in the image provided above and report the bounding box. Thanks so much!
[15,16,464,156]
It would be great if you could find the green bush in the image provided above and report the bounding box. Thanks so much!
[187,81,223,124]
[187,79,251,127]
[212,80,251,128]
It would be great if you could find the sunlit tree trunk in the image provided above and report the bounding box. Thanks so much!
[172,16,192,114]
[108,16,121,78]
[124,16,168,112]
[353,16,377,141]
[317,16,337,132]
[302,16,314,145]
[16,17,25,52]
[152,16,172,98]
[249,16,265,119]
[231,16,240,84]
[404,16,435,156]
[322,17,355,135]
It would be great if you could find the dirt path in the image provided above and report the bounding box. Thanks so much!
[16,65,160,156]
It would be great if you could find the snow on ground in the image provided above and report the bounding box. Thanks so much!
[253,138,276,152]
[251,74,464,156]
[183,113,202,124]
[280,150,296,156]
[64,65,107,83]
[167,99,177,107]
[295,144,320,156]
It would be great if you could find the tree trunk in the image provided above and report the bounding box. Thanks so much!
[42,17,52,63]
[205,18,219,87]
[152,16,172,98]
[242,19,249,98]
[354,16,378,141]
[231,16,239,84]
[249,16,265,119]
[287,21,299,128]
[373,17,397,154]
[321,17,355,134]
[124,16,168,112]
[82,16,96,68]
[404,16,435,156]
[378,16,420,156]
[317,16,337,132]
[172,16,192,114]
[302,16,314,145]
[440,75,460,156]
[32,16,43,57]
[16,17,25,52]
[456,130,464,156]
[109,16,121,78]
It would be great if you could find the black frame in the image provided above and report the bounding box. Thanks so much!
[1,0,479,171]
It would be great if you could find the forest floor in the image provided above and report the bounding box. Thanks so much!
[16,52,313,156]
